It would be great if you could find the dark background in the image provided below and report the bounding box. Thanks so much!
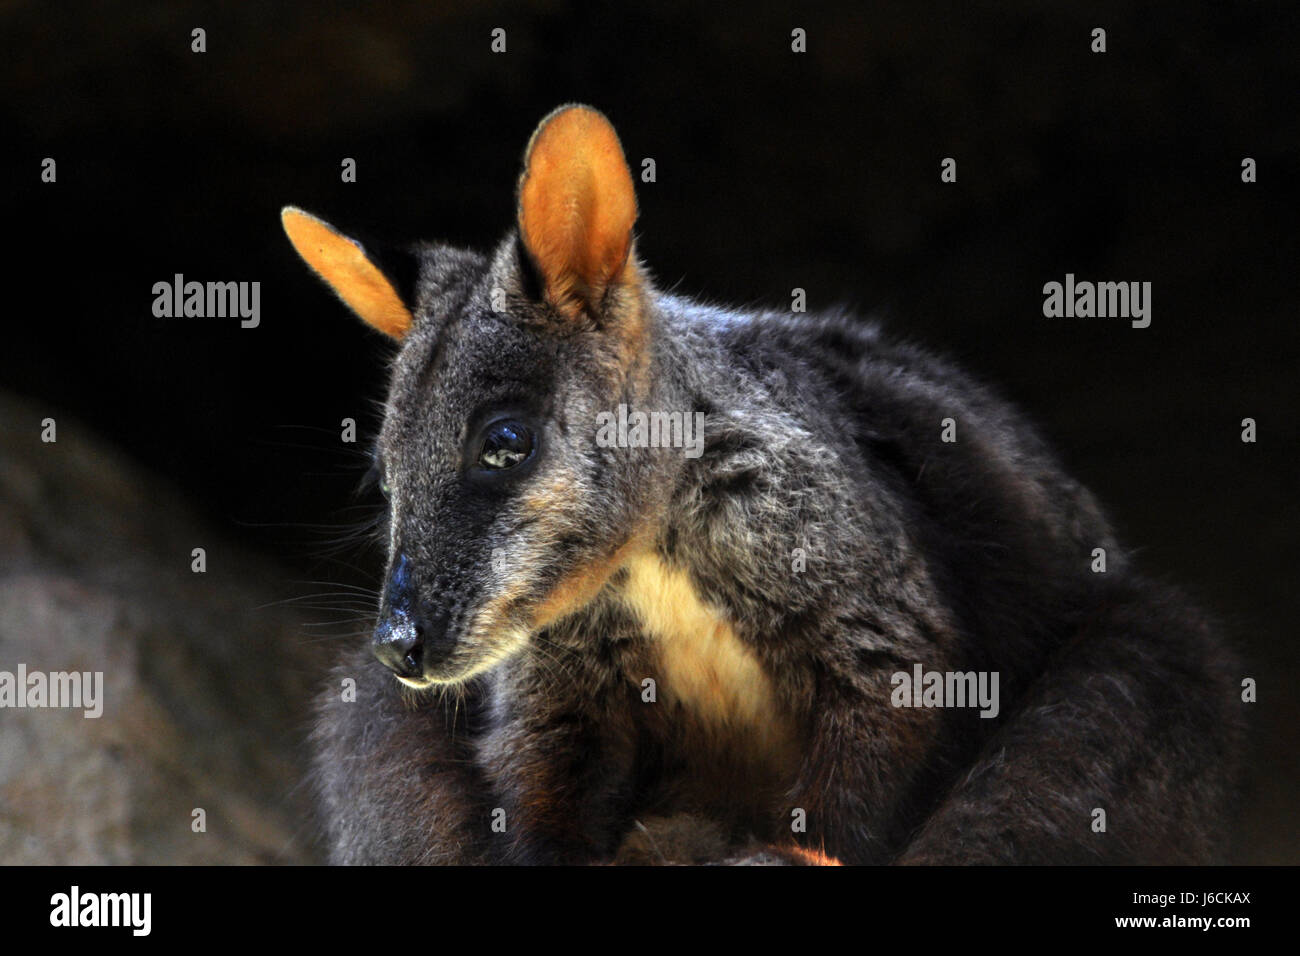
[1,1,1295,861]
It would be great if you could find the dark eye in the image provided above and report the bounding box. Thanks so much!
[477,420,534,471]
[367,456,391,499]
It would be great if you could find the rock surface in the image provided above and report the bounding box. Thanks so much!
[0,392,323,863]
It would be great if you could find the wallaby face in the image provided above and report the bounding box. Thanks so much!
[287,105,1243,865]
[284,106,669,686]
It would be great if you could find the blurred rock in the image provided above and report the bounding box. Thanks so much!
[0,392,322,863]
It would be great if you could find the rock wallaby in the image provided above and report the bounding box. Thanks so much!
[282,104,1242,864]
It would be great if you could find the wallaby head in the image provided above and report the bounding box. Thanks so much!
[282,105,678,687]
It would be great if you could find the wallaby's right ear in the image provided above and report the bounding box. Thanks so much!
[516,105,638,322]
[280,207,414,340]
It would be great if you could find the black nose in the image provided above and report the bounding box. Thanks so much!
[373,553,425,679]
[373,554,454,681]
[372,613,425,679]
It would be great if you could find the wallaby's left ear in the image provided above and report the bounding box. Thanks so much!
[516,105,639,321]
[280,206,415,340]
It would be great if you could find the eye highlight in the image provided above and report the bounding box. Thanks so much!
[477,420,534,471]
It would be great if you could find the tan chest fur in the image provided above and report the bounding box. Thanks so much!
[617,553,798,777]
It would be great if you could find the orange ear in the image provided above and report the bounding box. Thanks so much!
[517,105,638,319]
[280,207,413,339]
